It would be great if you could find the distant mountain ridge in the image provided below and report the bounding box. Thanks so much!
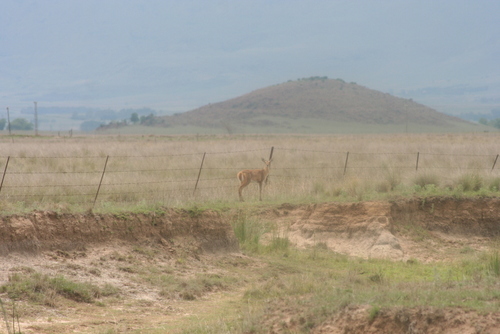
[158,77,468,130]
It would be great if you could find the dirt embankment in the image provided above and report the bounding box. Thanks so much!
[1,197,499,260]
[259,197,500,261]
[0,208,238,256]
[312,305,500,334]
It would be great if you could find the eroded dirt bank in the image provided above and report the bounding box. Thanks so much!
[259,197,500,261]
[312,305,500,334]
[0,208,239,256]
[1,197,499,333]
[1,197,499,259]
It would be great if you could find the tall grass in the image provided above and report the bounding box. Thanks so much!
[0,133,499,213]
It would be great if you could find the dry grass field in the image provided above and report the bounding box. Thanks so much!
[0,132,499,213]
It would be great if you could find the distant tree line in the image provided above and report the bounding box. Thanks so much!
[3,106,163,132]
[461,108,500,122]
[20,106,158,121]
[96,112,166,131]
[0,118,34,131]
[293,76,357,85]
[478,118,500,129]
[297,76,329,81]
[17,106,160,132]
[84,108,161,131]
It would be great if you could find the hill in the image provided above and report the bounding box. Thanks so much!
[96,77,485,134]
[151,77,470,132]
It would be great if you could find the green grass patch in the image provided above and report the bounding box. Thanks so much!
[234,248,500,333]
[0,272,119,306]
[173,245,500,334]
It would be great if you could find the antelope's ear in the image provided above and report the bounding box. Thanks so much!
[262,158,266,163]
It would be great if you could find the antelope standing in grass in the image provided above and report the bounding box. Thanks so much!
[237,158,273,202]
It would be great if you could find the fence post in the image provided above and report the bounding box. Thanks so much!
[492,154,499,172]
[343,152,349,176]
[0,156,10,195]
[265,146,274,185]
[193,152,206,195]
[93,155,109,207]
[415,152,420,171]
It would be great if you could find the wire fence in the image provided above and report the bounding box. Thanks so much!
[0,146,499,208]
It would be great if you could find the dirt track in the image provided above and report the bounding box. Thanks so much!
[1,197,500,333]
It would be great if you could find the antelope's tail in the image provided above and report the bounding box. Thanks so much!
[237,172,245,183]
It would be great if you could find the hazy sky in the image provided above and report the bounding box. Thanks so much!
[1,0,499,113]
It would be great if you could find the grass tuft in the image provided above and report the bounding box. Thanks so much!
[0,272,119,306]
[368,305,380,323]
[414,173,440,188]
[488,252,500,276]
[456,174,483,192]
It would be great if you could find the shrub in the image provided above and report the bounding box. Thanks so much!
[232,213,265,253]
[382,165,401,191]
[375,181,391,193]
[489,177,500,191]
[10,118,33,130]
[414,173,440,188]
[456,174,483,192]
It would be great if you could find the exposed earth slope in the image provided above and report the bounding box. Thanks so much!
[1,197,499,333]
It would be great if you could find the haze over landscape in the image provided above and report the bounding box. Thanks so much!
[2,3,500,332]
[1,0,499,130]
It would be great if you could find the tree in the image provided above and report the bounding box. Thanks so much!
[0,118,6,130]
[10,118,33,130]
[130,112,139,124]
[139,113,157,125]
[80,121,104,132]
[478,118,489,125]
[492,118,500,129]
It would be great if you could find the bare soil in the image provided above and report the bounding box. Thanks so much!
[1,197,500,333]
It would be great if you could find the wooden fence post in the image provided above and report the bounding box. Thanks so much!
[415,152,420,171]
[343,152,349,176]
[0,156,10,195]
[93,155,109,207]
[193,152,206,195]
[265,147,274,185]
[492,154,499,172]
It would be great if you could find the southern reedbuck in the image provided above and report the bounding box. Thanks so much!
[237,158,273,202]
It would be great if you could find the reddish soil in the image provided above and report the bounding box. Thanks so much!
[1,197,499,333]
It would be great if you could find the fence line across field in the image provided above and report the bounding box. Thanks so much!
[0,146,499,207]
